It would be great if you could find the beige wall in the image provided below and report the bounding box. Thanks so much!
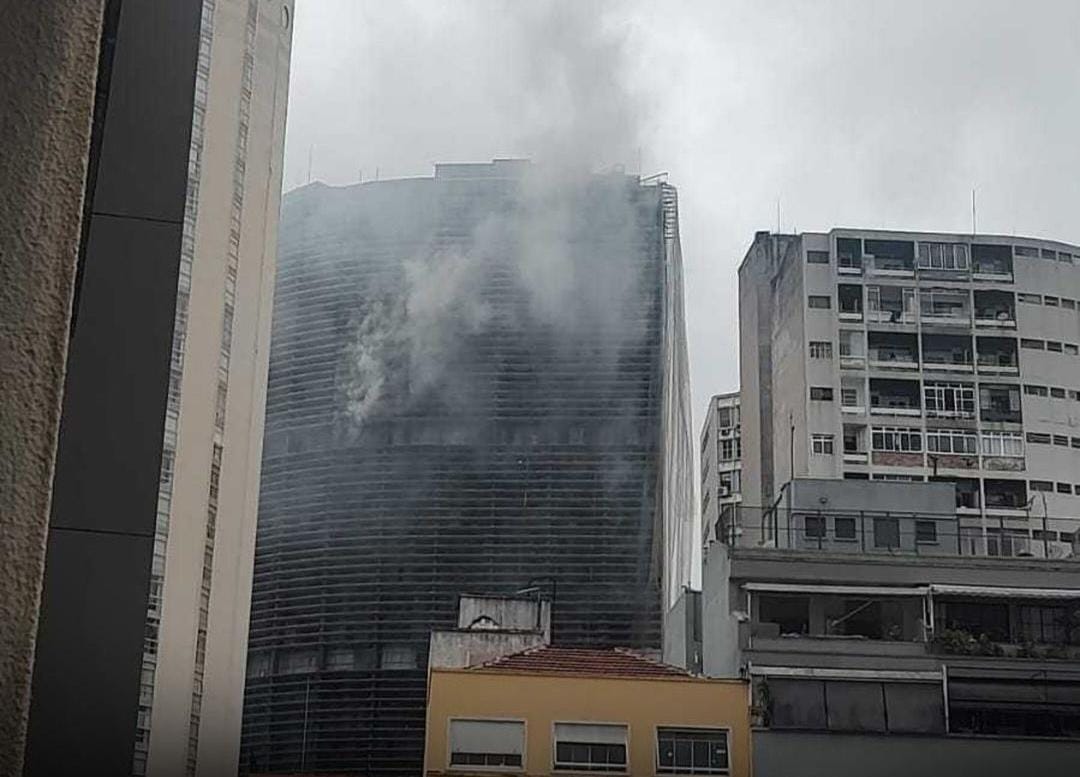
[144,1,292,775]
[425,670,752,777]
[0,2,105,773]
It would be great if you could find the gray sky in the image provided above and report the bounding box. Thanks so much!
[284,0,1080,434]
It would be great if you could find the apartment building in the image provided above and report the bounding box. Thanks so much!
[425,646,751,777]
[22,2,293,775]
[701,392,743,544]
[699,479,1080,776]
[739,229,1080,559]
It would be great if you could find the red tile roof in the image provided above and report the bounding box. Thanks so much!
[472,646,693,679]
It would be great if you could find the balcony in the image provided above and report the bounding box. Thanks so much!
[921,333,974,373]
[837,237,864,275]
[979,384,1022,424]
[974,289,1017,329]
[971,243,1014,282]
[869,378,921,416]
[867,331,919,371]
[920,288,971,327]
[867,285,917,325]
[976,337,1019,376]
[864,239,916,277]
[837,284,863,321]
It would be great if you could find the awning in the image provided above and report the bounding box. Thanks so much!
[930,584,1080,600]
[744,582,929,597]
[748,665,942,682]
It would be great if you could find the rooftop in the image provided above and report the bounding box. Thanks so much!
[472,646,693,679]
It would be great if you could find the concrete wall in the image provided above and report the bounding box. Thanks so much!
[457,595,551,639]
[753,730,1080,777]
[0,2,105,773]
[425,669,752,777]
[429,631,547,670]
[663,588,702,672]
[701,544,740,677]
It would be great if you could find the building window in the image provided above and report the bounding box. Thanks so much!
[1050,387,1066,399]
[1026,432,1051,445]
[1054,434,1070,446]
[871,427,922,453]
[1045,296,1060,306]
[926,429,977,455]
[656,727,730,775]
[1063,298,1077,310]
[554,723,627,773]
[1014,246,1040,258]
[874,517,901,548]
[449,719,524,768]
[1024,384,1048,397]
[807,250,830,264]
[918,242,968,270]
[809,341,833,359]
[841,387,859,407]
[758,595,810,635]
[981,432,1024,457]
[808,295,832,309]
[924,382,974,418]
[811,434,835,455]
[1041,249,1058,260]
[810,386,834,401]
[804,516,826,538]
[1047,341,1064,353]
[1066,343,1079,354]
[1030,480,1053,492]
[915,520,938,544]
[834,516,857,540]
[1017,292,1042,304]
[1020,338,1045,349]
[1057,482,1072,494]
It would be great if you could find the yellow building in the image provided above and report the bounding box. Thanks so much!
[424,646,751,777]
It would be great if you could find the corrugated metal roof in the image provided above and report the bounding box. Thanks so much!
[472,646,693,679]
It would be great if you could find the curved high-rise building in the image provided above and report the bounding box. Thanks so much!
[241,161,693,774]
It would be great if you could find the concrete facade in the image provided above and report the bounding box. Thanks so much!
[22,2,293,776]
[0,2,107,773]
[701,532,1080,773]
[739,229,1080,559]
[429,595,551,670]
[700,392,742,545]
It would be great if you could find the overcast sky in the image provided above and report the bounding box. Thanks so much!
[283,0,1080,434]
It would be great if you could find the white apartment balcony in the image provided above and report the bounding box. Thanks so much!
[869,405,922,417]
[868,357,919,371]
[839,354,866,370]
[921,313,971,327]
[976,356,1019,376]
[866,309,917,325]
[868,263,915,278]
[838,309,863,322]
[843,451,869,464]
[922,360,974,374]
[841,404,865,415]
[974,314,1017,329]
[972,270,1010,283]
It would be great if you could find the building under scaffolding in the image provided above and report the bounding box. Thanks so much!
[240,160,693,774]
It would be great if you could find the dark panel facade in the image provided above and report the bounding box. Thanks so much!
[241,165,689,774]
[24,0,200,773]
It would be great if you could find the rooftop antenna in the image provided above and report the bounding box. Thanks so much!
[306,145,313,184]
[971,187,977,234]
